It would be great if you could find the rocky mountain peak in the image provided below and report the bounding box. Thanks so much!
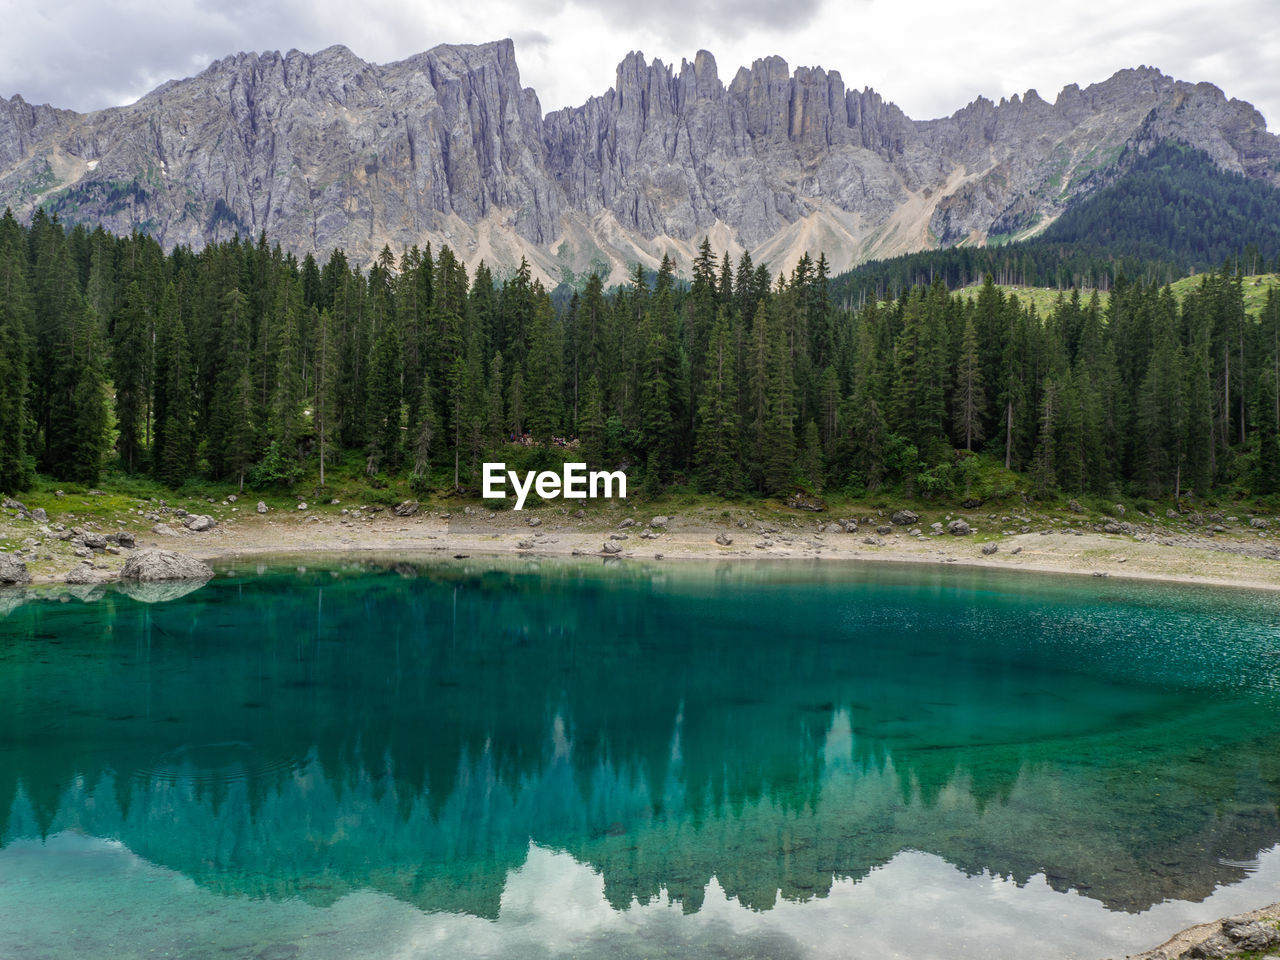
[0,43,1276,285]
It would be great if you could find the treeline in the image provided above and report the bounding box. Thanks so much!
[1,208,1278,503]
[830,142,1280,306]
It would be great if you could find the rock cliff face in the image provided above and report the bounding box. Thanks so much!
[2,42,1277,283]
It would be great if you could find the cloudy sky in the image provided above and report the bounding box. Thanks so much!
[3,0,1278,128]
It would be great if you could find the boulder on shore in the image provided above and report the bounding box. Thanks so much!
[0,553,31,585]
[64,566,97,584]
[946,519,972,536]
[120,550,214,582]
[891,510,918,526]
[786,492,826,512]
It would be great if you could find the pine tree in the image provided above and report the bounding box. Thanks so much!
[799,419,824,491]
[759,300,797,496]
[366,316,403,474]
[486,352,506,444]
[67,304,110,484]
[580,374,607,467]
[1136,308,1189,499]
[113,280,151,473]
[818,365,840,455]
[1074,292,1121,494]
[1053,371,1085,495]
[209,288,257,490]
[508,365,526,437]
[0,214,33,491]
[1032,380,1059,498]
[32,215,86,474]
[693,307,740,495]
[524,291,563,438]
[313,306,335,489]
[410,374,441,486]
[889,284,949,456]
[952,312,986,451]
[152,284,195,488]
[271,286,305,459]
[1253,367,1279,495]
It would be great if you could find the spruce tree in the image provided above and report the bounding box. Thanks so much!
[580,374,607,467]
[312,306,336,489]
[152,284,195,488]
[1032,380,1059,499]
[759,300,797,495]
[366,316,403,474]
[113,280,151,473]
[799,419,824,491]
[693,307,740,495]
[524,292,564,438]
[67,304,110,484]
[485,352,506,444]
[952,312,986,451]
[271,288,305,460]
[1254,369,1279,495]
[0,214,33,491]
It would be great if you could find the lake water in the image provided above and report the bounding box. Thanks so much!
[2,557,1280,959]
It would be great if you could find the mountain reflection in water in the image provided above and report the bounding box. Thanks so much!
[1,556,1279,936]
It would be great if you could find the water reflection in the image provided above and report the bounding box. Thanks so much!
[4,704,1279,919]
[1,558,1280,953]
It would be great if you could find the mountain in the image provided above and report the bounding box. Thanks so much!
[824,141,1280,305]
[2,40,1278,283]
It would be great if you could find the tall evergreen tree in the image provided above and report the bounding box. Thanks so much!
[113,280,152,472]
[693,307,740,495]
[0,213,33,491]
[952,312,986,451]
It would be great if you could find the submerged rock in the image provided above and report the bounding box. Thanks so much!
[120,550,214,582]
[116,580,208,604]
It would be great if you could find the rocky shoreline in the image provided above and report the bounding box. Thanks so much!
[1116,904,1280,959]
[3,491,1279,594]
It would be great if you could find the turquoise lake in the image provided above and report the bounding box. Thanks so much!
[2,557,1280,959]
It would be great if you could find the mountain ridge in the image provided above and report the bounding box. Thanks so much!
[2,41,1277,283]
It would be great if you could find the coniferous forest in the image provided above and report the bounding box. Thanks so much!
[1,204,1279,506]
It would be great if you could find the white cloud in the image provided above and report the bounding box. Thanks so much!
[0,0,1275,130]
